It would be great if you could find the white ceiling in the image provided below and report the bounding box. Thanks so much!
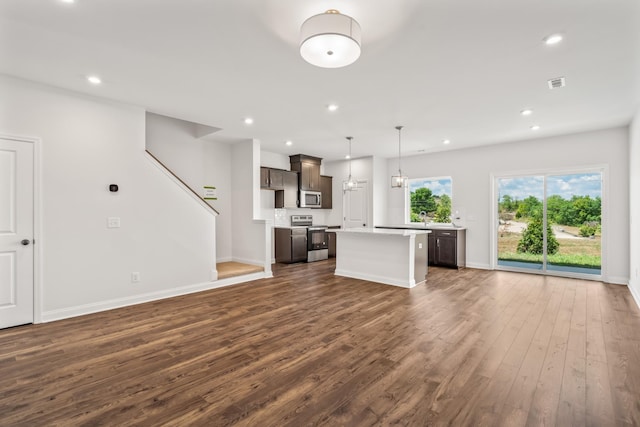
[1,0,639,161]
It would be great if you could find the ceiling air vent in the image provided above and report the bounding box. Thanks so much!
[548,77,566,89]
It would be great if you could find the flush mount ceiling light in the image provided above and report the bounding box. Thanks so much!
[520,109,533,116]
[343,136,360,191]
[442,139,451,145]
[530,124,541,131]
[300,9,362,69]
[244,117,254,125]
[285,140,293,146]
[327,104,339,112]
[391,126,408,188]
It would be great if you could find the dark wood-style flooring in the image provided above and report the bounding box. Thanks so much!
[2,260,640,426]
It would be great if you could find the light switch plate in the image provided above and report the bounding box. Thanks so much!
[107,217,121,228]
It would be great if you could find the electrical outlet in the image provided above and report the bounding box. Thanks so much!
[418,243,423,249]
[107,217,121,228]
[131,272,140,283]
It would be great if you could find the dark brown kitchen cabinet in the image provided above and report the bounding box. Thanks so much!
[275,227,307,263]
[320,175,332,209]
[260,167,286,190]
[290,154,321,191]
[260,167,270,188]
[275,170,298,208]
[428,229,466,268]
[327,231,336,257]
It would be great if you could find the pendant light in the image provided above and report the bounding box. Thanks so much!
[391,125,408,188]
[343,136,359,191]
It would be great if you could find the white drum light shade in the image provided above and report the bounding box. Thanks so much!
[300,10,362,68]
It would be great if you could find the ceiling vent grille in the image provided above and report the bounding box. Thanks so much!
[548,77,566,89]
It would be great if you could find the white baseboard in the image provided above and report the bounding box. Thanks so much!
[465,262,492,270]
[629,279,640,310]
[41,271,272,323]
[335,268,415,288]
[232,257,264,267]
[216,256,233,263]
[603,275,629,285]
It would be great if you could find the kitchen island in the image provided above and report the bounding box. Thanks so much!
[334,228,430,288]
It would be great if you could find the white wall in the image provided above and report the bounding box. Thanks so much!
[372,156,389,226]
[232,140,268,265]
[0,75,217,321]
[145,113,232,261]
[386,127,630,284]
[203,142,232,261]
[629,110,640,305]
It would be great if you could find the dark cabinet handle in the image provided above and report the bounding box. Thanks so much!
[21,239,31,246]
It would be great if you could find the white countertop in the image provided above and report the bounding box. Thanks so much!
[376,224,466,231]
[335,227,430,236]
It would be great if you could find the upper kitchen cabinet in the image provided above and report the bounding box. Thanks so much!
[320,175,332,209]
[290,154,321,191]
[275,170,299,208]
[260,167,286,190]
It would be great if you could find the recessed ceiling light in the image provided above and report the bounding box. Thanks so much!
[327,104,339,112]
[60,0,75,3]
[285,140,292,146]
[345,154,351,159]
[244,117,254,125]
[530,125,541,131]
[543,34,563,45]
[520,109,533,116]
[86,75,101,85]
[442,139,451,145]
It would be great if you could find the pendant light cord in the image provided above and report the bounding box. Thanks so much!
[396,125,403,174]
[347,136,353,178]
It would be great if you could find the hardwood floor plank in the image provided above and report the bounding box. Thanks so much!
[556,282,587,426]
[585,283,616,423]
[1,261,640,426]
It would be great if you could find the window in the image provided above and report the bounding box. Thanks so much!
[495,170,602,277]
[408,176,452,223]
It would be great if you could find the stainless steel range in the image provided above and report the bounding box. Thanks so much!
[290,215,328,262]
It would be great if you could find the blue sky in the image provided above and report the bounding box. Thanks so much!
[498,173,602,201]
[409,177,452,197]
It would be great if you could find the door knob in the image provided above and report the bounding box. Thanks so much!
[21,239,31,246]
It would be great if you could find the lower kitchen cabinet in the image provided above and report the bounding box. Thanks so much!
[275,227,307,263]
[327,231,336,257]
[428,229,466,268]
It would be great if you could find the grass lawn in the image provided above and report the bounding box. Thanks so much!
[498,232,601,269]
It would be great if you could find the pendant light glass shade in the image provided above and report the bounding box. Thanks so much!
[391,125,408,188]
[300,10,362,69]
[343,136,359,191]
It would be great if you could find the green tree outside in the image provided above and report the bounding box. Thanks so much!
[517,212,559,255]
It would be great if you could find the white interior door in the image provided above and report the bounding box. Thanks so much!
[343,180,368,228]
[0,137,34,328]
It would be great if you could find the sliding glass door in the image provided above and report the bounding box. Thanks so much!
[496,170,602,277]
